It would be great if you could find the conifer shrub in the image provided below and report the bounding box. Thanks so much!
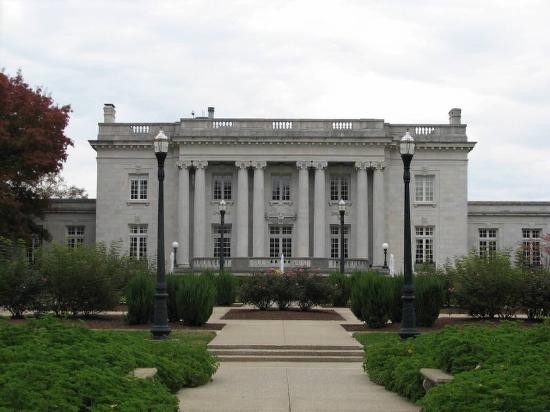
[328,272,351,307]
[213,271,237,306]
[166,274,182,322]
[176,275,216,325]
[388,275,404,323]
[350,271,392,328]
[126,271,155,324]
[415,274,445,326]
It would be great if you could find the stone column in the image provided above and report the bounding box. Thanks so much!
[296,161,311,257]
[252,161,266,257]
[373,162,386,266]
[235,161,250,257]
[355,162,369,259]
[192,160,208,258]
[313,161,328,258]
[176,160,192,267]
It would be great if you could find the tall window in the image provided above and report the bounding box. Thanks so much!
[330,225,349,258]
[213,224,231,258]
[330,175,350,201]
[415,226,434,264]
[269,225,292,257]
[66,226,85,248]
[129,224,148,258]
[213,175,232,200]
[272,175,290,201]
[27,233,42,263]
[415,175,434,202]
[522,228,541,266]
[130,174,148,200]
[479,228,497,258]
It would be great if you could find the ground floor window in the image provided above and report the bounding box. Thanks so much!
[330,225,349,258]
[479,228,497,258]
[129,224,148,258]
[415,226,434,264]
[269,225,292,258]
[66,226,85,248]
[213,224,231,258]
[522,228,541,266]
[26,233,42,263]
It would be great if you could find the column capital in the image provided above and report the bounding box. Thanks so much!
[296,160,312,170]
[235,160,251,169]
[176,160,193,169]
[251,160,267,169]
[312,160,328,170]
[354,161,370,170]
[192,160,208,169]
[374,161,386,171]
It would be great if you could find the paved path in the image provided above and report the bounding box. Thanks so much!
[177,307,419,412]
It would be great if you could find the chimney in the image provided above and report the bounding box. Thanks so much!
[449,108,461,125]
[103,104,116,123]
[208,106,215,119]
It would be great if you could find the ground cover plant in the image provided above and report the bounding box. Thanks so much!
[0,317,218,411]
[356,322,550,411]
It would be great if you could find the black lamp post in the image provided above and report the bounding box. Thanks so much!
[399,130,418,339]
[151,130,171,339]
[172,241,179,269]
[382,242,389,269]
[219,199,226,273]
[338,199,346,274]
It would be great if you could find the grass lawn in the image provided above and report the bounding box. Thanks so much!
[353,331,401,348]
[0,317,218,411]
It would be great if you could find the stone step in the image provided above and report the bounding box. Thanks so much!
[210,349,364,357]
[208,344,363,351]
[216,355,364,362]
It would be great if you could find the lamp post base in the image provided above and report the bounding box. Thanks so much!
[398,328,419,339]
[151,325,171,339]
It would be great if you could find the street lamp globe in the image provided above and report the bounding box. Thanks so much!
[219,199,227,212]
[153,129,169,154]
[382,242,389,251]
[399,130,415,156]
[338,199,346,212]
[172,241,179,249]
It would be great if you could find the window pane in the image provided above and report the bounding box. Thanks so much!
[330,179,339,201]
[140,179,148,200]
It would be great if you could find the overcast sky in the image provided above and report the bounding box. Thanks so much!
[1,0,549,199]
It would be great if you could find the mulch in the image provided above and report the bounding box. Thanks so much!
[222,308,345,321]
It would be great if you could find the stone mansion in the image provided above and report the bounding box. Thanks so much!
[40,105,550,272]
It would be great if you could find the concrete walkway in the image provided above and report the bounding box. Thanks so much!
[177,307,419,412]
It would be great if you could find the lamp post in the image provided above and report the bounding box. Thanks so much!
[172,241,179,268]
[219,199,226,273]
[382,242,389,269]
[151,130,171,339]
[338,199,346,274]
[399,130,418,339]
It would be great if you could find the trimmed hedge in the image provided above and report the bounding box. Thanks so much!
[126,270,155,325]
[213,272,237,306]
[176,274,216,326]
[328,272,351,307]
[350,271,392,328]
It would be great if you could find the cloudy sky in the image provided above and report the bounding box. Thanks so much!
[1,0,549,199]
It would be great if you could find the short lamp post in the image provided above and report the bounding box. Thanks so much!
[338,199,346,274]
[219,199,226,273]
[151,130,171,339]
[399,130,418,339]
[172,241,179,268]
[382,242,389,269]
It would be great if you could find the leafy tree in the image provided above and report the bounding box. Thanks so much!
[36,174,87,199]
[0,70,72,240]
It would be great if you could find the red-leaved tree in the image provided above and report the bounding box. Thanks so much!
[0,70,72,240]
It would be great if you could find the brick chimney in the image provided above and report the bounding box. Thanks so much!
[449,108,461,125]
[103,103,116,123]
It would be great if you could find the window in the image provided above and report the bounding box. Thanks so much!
[27,233,42,263]
[269,225,293,258]
[415,226,434,264]
[213,175,232,200]
[330,225,349,259]
[130,174,148,200]
[66,226,85,248]
[415,175,434,202]
[213,224,231,258]
[330,175,350,201]
[129,224,148,258]
[272,175,290,201]
[522,229,541,266]
[479,228,497,258]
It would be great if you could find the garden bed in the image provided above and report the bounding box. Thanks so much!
[222,308,345,320]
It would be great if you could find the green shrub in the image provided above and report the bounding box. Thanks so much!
[271,273,296,310]
[213,271,237,306]
[520,269,550,320]
[328,272,351,307]
[176,275,216,325]
[415,274,445,326]
[350,272,392,328]
[240,273,274,310]
[388,275,403,323]
[294,271,333,311]
[126,271,155,325]
[166,274,182,322]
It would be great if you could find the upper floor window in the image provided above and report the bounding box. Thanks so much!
[330,225,349,259]
[415,226,434,264]
[130,174,148,200]
[129,224,148,258]
[272,175,290,201]
[415,175,434,203]
[66,226,85,248]
[522,228,541,266]
[330,175,350,201]
[479,228,497,258]
[213,175,232,200]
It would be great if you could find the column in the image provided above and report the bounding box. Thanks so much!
[235,161,250,257]
[176,160,192,267]
[373,162,386,266]
[252,161,266,257]
[355,162,369,259]
[313,161,328,257]
[296,161,311,257]
[193,160,208,258]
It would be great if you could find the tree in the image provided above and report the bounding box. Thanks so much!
[36,174,87,199]
[0,70,72,240]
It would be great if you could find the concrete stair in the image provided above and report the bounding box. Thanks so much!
[208,344,364,362]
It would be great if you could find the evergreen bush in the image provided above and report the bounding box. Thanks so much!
[350,271,392,328]
[166,274,182,322]
[126,271,155,325]
[520,268,550,321]
[415,274,445,326]
[213,271,237,306]
[388,275,403,323]
[176,275,216,325]
[328,272,351,307]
